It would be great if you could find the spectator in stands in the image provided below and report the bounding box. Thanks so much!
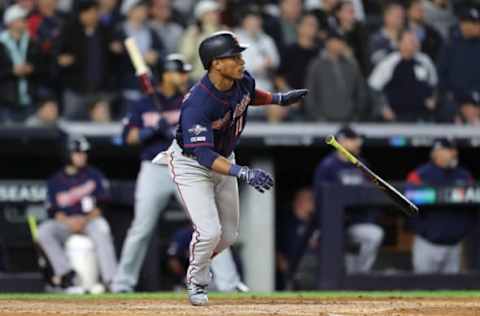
[98,0,122,29]
[236,6,279,92]
[305,31,366,122]
[277,187,318,289]
[116,0,164,104]
[277,13,320,91]
[180,0,223,80]
[314,126,384,274]
[0,4,43,123]
[368,31,438,122]
[150,0,184,55]
[312,0,338,33]
[407,138,476,274]
[406,0,443,61]
[88,99,112,123]
[278,0,303,47]
[37,136,116,293]
[27,0,65,92]
[422,0,456,40]
[275,13,320,122]
[14,0,35,15]
[369,2,405,66]
[330,0,370,75]
[25,95,62,126]
[437,7,480,124]
[56,0,116,120]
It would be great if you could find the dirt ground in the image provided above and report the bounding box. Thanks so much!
[1,297,480,316]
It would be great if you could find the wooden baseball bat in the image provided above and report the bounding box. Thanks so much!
[124,37,158,98]
[325,135,419,216]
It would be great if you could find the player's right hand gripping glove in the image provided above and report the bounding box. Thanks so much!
[230,165,274,193]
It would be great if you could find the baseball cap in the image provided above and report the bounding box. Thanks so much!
[432,138,456,150]
[457,90,480,106]
[335,125,361,139]
[162,54,193,73]
[194,0,220,20]
[458,7,480,22]
[3,4,27,25]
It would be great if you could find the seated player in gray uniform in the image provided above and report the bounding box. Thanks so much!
[162,31,308,305]
[314,126,384,273]
[406,138,476,274]
[113,54,249,293]
[37,136,117,293]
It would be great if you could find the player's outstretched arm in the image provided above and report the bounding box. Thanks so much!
[254,88,308,106]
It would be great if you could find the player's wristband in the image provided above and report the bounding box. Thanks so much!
[271,93,283,105]
[228,164,243,177]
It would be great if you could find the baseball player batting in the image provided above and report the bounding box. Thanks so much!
[157,31,308,306]
[113,52,249,293]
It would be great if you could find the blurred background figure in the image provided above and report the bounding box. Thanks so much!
[37,136,116,293]
[88,99,112,123]
[368,31,438,122]
[369,2,405,66]
[305,31,366,122]
[25,95,62,127]
[112,55,190,293]
[180,0,223,80]
[422,0,456,40]
[437,7,480,124]
[27,0,65,94]
[236,5,279,92]
[406,138,476,274]
[329,0,370,75]
[275,12,320,122]
[314,126,384,274]
[149,0,184,55]
[276,187,319,290]
[116,0,164,108]
[278,0,304,48]
[406,0,443,61]
[0,4,43,124]
[97,0,121,29]
[56,0,115,121]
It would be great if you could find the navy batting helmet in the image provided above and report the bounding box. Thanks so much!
[199,31,248,70]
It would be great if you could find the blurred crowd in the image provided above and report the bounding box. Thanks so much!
[0,0,479,126]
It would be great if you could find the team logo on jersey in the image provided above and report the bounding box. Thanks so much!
[233,94,251,119]
[212,111,231,130]
[188,124,207,136]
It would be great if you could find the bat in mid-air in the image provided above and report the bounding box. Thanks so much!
[124,37,158,99]
[325,135,419,216]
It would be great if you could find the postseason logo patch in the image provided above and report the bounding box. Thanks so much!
[188,124,207,143]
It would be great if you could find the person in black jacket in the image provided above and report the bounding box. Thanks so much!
[406,138,476,274]
[330,0,370,75]
[406,0,443,61]
[56,0,117,121]
[437,7,480,124]
[0,4,45,123]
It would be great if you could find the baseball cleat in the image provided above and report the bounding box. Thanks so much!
[187,283,208,306]
[235,282,250,293]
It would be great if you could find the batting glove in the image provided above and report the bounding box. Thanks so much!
[230,165,274,193]
[272,89,308,106]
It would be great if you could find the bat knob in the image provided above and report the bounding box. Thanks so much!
[325,135,336,145]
